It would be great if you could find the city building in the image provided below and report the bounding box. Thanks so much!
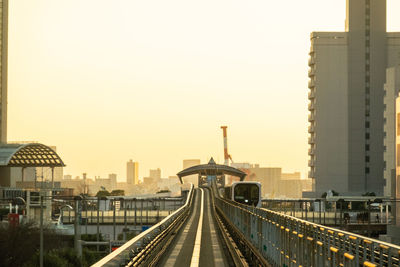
[149,168,161,181]
[383,66,400,197]
[126,159,139,185]
[307,0,400,196]
[232,163,310,198]
[0,0,8,143]
[182,159,201,186]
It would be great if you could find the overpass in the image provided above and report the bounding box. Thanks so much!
[92,164,400,266]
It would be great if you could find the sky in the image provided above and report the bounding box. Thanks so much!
[7,0,400,181]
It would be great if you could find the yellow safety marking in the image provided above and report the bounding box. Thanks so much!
[363,239,372,244]
[344,253,354,260]
[349,236,357,240]
[281,226,285,230]
[330,247,338,253]
[338,233,344,237]
[293,231,298,235]
[320,227,325,231]
[298,234,304,238]
[379,244,389,250]
[363,261,376,267]
[340,264,344,266]
[307,237,313,241]
[285,228,290,232]
[285,255,289,259]
[292,260,296,263]
[328,230,334,234]
[281,251,284,254]
[317,241,323,246]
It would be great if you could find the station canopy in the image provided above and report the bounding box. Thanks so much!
[0,143,65,167]
[176,157,246,184]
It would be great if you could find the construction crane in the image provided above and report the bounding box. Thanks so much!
[221,126,233,165]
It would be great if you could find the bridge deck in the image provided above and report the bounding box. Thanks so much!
[159,188,228,267]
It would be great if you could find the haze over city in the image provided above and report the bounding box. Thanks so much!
[7,0,400,180]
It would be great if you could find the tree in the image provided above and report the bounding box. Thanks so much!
[95,190,110,198]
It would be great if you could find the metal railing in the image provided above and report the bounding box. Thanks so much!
[215,194,400,266]
[91,184,194,267]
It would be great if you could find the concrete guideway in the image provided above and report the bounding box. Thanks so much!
[159,188,229,267]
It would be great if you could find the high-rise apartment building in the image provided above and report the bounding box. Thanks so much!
[307,0,400,196]
[0,0,8,143]
[126,159,139,184]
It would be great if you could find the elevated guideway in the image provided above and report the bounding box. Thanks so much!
[93,160,400,267]
[158,188,228,267]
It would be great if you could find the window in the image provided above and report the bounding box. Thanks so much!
[365,121,370,128]
[366,132,370,139]
[366,156,370,162]
[366,144,370,151]
[365,167,370,174]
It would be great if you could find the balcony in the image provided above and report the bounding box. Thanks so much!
[308,57,315,66]
[308,79,315,89]
[308,160,315,167]
[308,136,315,144]
[308,125,315,133]
[308,68,315,77]
[308,148,315,155]
[308,113,315,122]
[308,90,315,99]
[308,170,315,178]
[308,101,315,111]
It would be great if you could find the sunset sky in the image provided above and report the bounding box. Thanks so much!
[7,0,400,181]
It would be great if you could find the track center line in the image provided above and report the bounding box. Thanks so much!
[190,187,204,267]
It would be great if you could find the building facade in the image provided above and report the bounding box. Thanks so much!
[126,159,139,184]
[0,0,7,143]
[383,66,400,197]
[308,0,400,196]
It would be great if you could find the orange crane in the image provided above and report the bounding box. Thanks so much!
[221,126,233,165]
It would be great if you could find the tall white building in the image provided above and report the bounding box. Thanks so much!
[307,0,400,196]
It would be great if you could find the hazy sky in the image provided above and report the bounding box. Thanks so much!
[7,0,400,181]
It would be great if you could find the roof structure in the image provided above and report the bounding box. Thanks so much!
[0,143,65,167]
[176,157,246,184]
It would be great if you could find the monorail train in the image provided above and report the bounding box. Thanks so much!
[223,181,261,208]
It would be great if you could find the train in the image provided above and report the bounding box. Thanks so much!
[223,181,261,208]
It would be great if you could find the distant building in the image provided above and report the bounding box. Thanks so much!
[126,159,139,185]
[182,159,201,186]
[149,168,161,181]
[231,163,309,198]
[307,0,400,196]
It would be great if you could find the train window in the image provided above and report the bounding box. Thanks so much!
[233,184,260,207]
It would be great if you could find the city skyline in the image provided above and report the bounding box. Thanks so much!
[7,0,400,180]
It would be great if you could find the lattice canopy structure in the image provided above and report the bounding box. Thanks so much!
[176,157,246,184]
[0,143,65,167]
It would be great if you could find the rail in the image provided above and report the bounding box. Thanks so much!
[91,184,194,267]
[213,183,400,266]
